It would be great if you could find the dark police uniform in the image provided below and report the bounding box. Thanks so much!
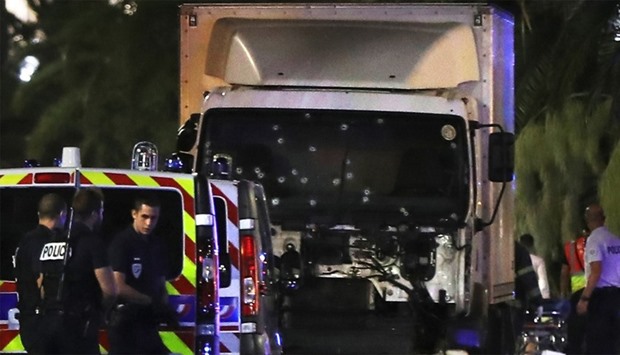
[14,225,53,353]
[515,241,543,310]
[583,225,620,354]
[38,221,109,354]
[108,226,168,354]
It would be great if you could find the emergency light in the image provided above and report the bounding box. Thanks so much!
[131,141,158,171]
[164,153,184,172]
[61,147,81,168]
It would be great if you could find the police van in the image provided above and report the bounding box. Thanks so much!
[0,144,282,355]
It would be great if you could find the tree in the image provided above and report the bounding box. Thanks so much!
[7,0,181,168]
[514,1,620,294]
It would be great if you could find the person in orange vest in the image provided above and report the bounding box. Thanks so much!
[560,229,588,354]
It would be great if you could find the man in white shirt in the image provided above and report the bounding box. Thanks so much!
[576,203,620,354]
[519,233,550,299]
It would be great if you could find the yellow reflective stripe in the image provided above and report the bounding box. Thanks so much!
[183,254,197,288]
[3,334,24,352]
[516,265,534,277]
[160,331,192,355]
[166,281,180,295]
[81,171,115,185]
[166,262,196,293]
[127,174,160,187]
[0,173,28,185]
[176,177,195,198]
[99,343,108,354]
[182,205,196,289]
[183,211,196,243]
[571,274,587,292]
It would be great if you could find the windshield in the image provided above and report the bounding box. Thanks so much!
[199,108,470,228]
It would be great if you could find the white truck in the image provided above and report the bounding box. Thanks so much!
[177,3,516,353]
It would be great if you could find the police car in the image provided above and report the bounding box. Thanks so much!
[0,144,282,355]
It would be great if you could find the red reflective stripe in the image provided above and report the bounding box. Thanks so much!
[98,330,110,352]
[152,177,195,216]
[79,174,92,185]
[229,242,239,269]
[18,174,33,184]
[211,184,238,227]
[185,235,196,261]
[0,330,19,350]
[171,276,195,295]
[104,172,137,186]
[0,282,16,292]
[220,342,231,353]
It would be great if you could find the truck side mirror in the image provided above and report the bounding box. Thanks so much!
[177,113,200,152]
[488,132,514,182]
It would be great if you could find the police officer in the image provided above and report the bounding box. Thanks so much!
[108,194,171,354]
[38,187,117,354]
[576,203,620,354]
[14,193,67,353]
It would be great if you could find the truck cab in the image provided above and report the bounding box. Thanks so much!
[178,3,515,353]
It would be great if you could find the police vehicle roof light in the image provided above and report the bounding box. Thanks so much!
[61,147,81,168]
[164,153,184,172]
[131,141,158,171]
[24,159,40,168]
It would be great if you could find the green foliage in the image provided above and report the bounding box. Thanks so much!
[8,0,180,168]
[515,1,620,130]
[600,142,620,235]
[516,98,617,261]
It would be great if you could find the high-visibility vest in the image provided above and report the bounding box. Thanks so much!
[564,236,586,292]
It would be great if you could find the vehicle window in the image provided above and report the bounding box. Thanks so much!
[101,188,184,280]
[201,108,470,227]
[214,196,231,288]
[0,186,184,281]
[255,184,277,283]
[0,188,75,281]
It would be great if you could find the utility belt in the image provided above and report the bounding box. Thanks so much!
[17,307,43,318]
[108,302,179,328]
[108,303,156,327]
[593,286,620,296]
[37,302,100,320]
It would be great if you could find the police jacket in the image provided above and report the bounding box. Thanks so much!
[40,221,109,314]
[109,226,166,302]
[14,225,54,314]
